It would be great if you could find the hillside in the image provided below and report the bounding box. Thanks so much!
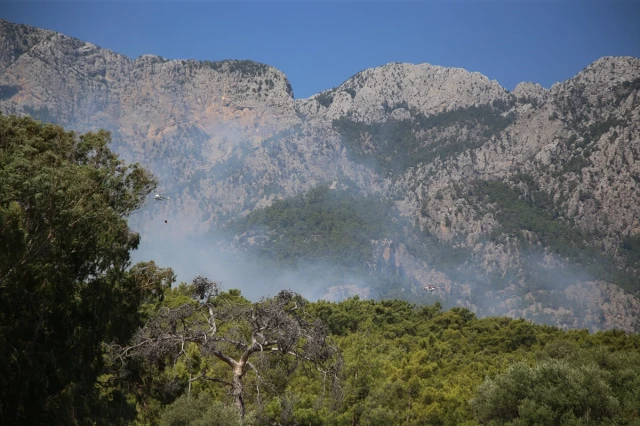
[1,18,639,332]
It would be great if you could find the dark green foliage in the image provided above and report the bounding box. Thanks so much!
[621,234,640,267]
[315,90,335,108]
[517,96,539,107]
[471,180,574,246]
[228,185,393,268]
[382,100,409,113]
[562,152,591,175]
[0,114,171,425]
[472,360,621,425]
[555,116,625,175]
[554,79,634,131]
[585,116,625,142]
[332,104,515,175]
[411,103,515,131]
[300,298,640,426]
[284,78,294,98]
[492,96,517,110]
[0,84,20,100]
[344,88,356,98]
[405,227,472,279]
[469,179,640,294]
[102,284,640,425]
[159,394,241,426]
[332,116,415,173]
[23,105,57,124]
[612,77,640,107]
[472,343,640,426]
[201,59,270,77]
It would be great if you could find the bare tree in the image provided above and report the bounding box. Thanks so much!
[111,276,340,421]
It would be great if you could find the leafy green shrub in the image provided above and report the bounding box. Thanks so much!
[472,360,623,425]
[159,393,242,426]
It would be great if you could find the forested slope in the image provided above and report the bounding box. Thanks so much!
[2,115,639,426]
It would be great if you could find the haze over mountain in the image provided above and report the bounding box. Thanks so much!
[1,18,639,332]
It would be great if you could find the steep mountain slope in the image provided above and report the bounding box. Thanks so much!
[380,56,640,332]
[1,19,638,332]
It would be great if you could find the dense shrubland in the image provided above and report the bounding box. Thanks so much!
[109,284,640,426]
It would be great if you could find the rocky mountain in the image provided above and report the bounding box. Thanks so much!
[1,19,639,332]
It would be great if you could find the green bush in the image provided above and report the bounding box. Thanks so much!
[472,360,623,425]
[159,393,242,426]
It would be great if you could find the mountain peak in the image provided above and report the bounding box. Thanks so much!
[512,82,548,101]
[296,61,509,123]
[552,56,640,92]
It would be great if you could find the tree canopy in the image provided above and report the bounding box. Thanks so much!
[113,278,339,422]
[0,114,170,425]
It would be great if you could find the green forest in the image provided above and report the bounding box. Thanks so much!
[2,114,640,426]
[226,186,395,268]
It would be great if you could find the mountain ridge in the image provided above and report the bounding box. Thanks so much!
[5,18,637,103]
[1,18,639,333]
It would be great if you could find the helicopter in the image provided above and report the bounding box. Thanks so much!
[154,193,172,222]
[424,285,443,292]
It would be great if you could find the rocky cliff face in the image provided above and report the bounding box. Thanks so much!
[296,62,509,124]
[1,19,639,332]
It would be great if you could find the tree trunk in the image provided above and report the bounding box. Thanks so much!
[232,368,245,421]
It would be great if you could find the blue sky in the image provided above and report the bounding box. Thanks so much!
[2,1,639,99]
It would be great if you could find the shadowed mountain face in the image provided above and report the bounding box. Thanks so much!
[2,18,639,332]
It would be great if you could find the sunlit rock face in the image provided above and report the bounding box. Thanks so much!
[2,18,639,332]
